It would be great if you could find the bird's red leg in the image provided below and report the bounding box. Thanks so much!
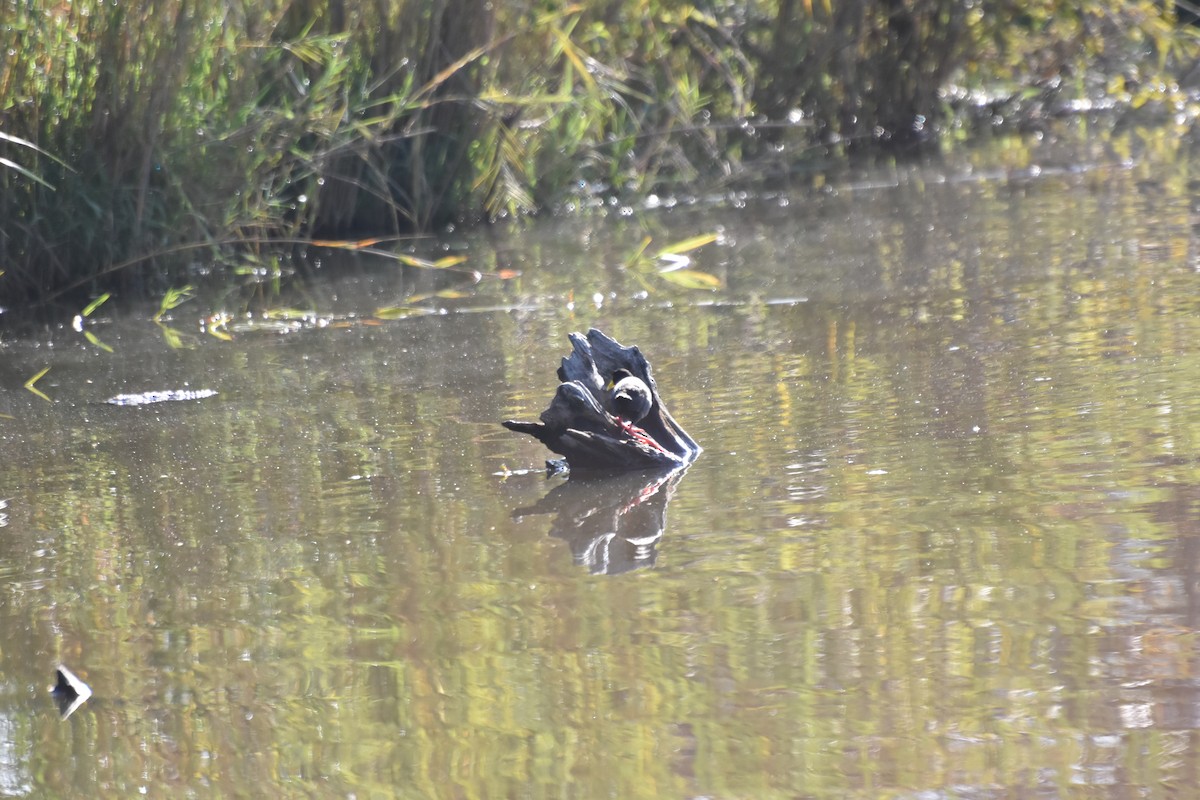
[616,417,670,454]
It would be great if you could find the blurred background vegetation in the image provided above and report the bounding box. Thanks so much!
[1,0,1198,308]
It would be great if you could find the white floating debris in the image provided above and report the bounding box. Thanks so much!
[105,389,218,406]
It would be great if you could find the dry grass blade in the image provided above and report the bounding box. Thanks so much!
[0,157,56,190]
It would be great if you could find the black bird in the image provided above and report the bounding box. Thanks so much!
[609,368,653,426]
[501,328,701,472]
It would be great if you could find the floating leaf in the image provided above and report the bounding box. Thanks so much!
[623,236,653,269]
[390,254,435,268]
[157,324,189,350]
[84,330,114,353]
[374,306,425,320]
[380,252,471,270]
[262,307,314,320]
[653,232,719,259]
[626,232,718,272]
[311,236,390,248]
[432,255,470,269]
[23,367,52,402]
[658,269,723,290]
[205,314,233,341]
[81,293,111,318]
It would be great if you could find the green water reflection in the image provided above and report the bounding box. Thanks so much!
[3,133,1200,797]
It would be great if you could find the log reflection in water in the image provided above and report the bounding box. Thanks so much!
[512,468,688,574]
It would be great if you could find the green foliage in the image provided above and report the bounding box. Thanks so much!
[1,0,1197,309]
[154,285,195,323]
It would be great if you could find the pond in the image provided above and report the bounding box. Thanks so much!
[3,129,1200,798]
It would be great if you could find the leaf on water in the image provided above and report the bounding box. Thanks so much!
[630,270,656,296]
[623,236,653,268]
[390,253,438,269]
[403,280,479,307]
[389,254,420,268]
[658,269,723,290]
[377,251,471,271]
[402,290,433,304]
[84,330,114,353]
[157,324,189,350]
[653,232,719,258]
[205,315,233,341]
[311,236,388,249]
[374,306,423,320]
[81,293,111,318]
[262,308,314,320]
[24,367,52,402]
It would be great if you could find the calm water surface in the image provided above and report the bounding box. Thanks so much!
[3,135,1200,798]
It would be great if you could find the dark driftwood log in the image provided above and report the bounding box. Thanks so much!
[51,664,92,719]
[503,329,701,473]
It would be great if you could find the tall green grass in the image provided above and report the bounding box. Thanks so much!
[1,0,1196,309]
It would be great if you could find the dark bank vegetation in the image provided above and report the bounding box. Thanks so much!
[2,0,1198,310]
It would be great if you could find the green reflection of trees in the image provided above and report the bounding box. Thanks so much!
[657,137,1200,798]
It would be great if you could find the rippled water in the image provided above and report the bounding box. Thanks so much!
[3,132,1200,797]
